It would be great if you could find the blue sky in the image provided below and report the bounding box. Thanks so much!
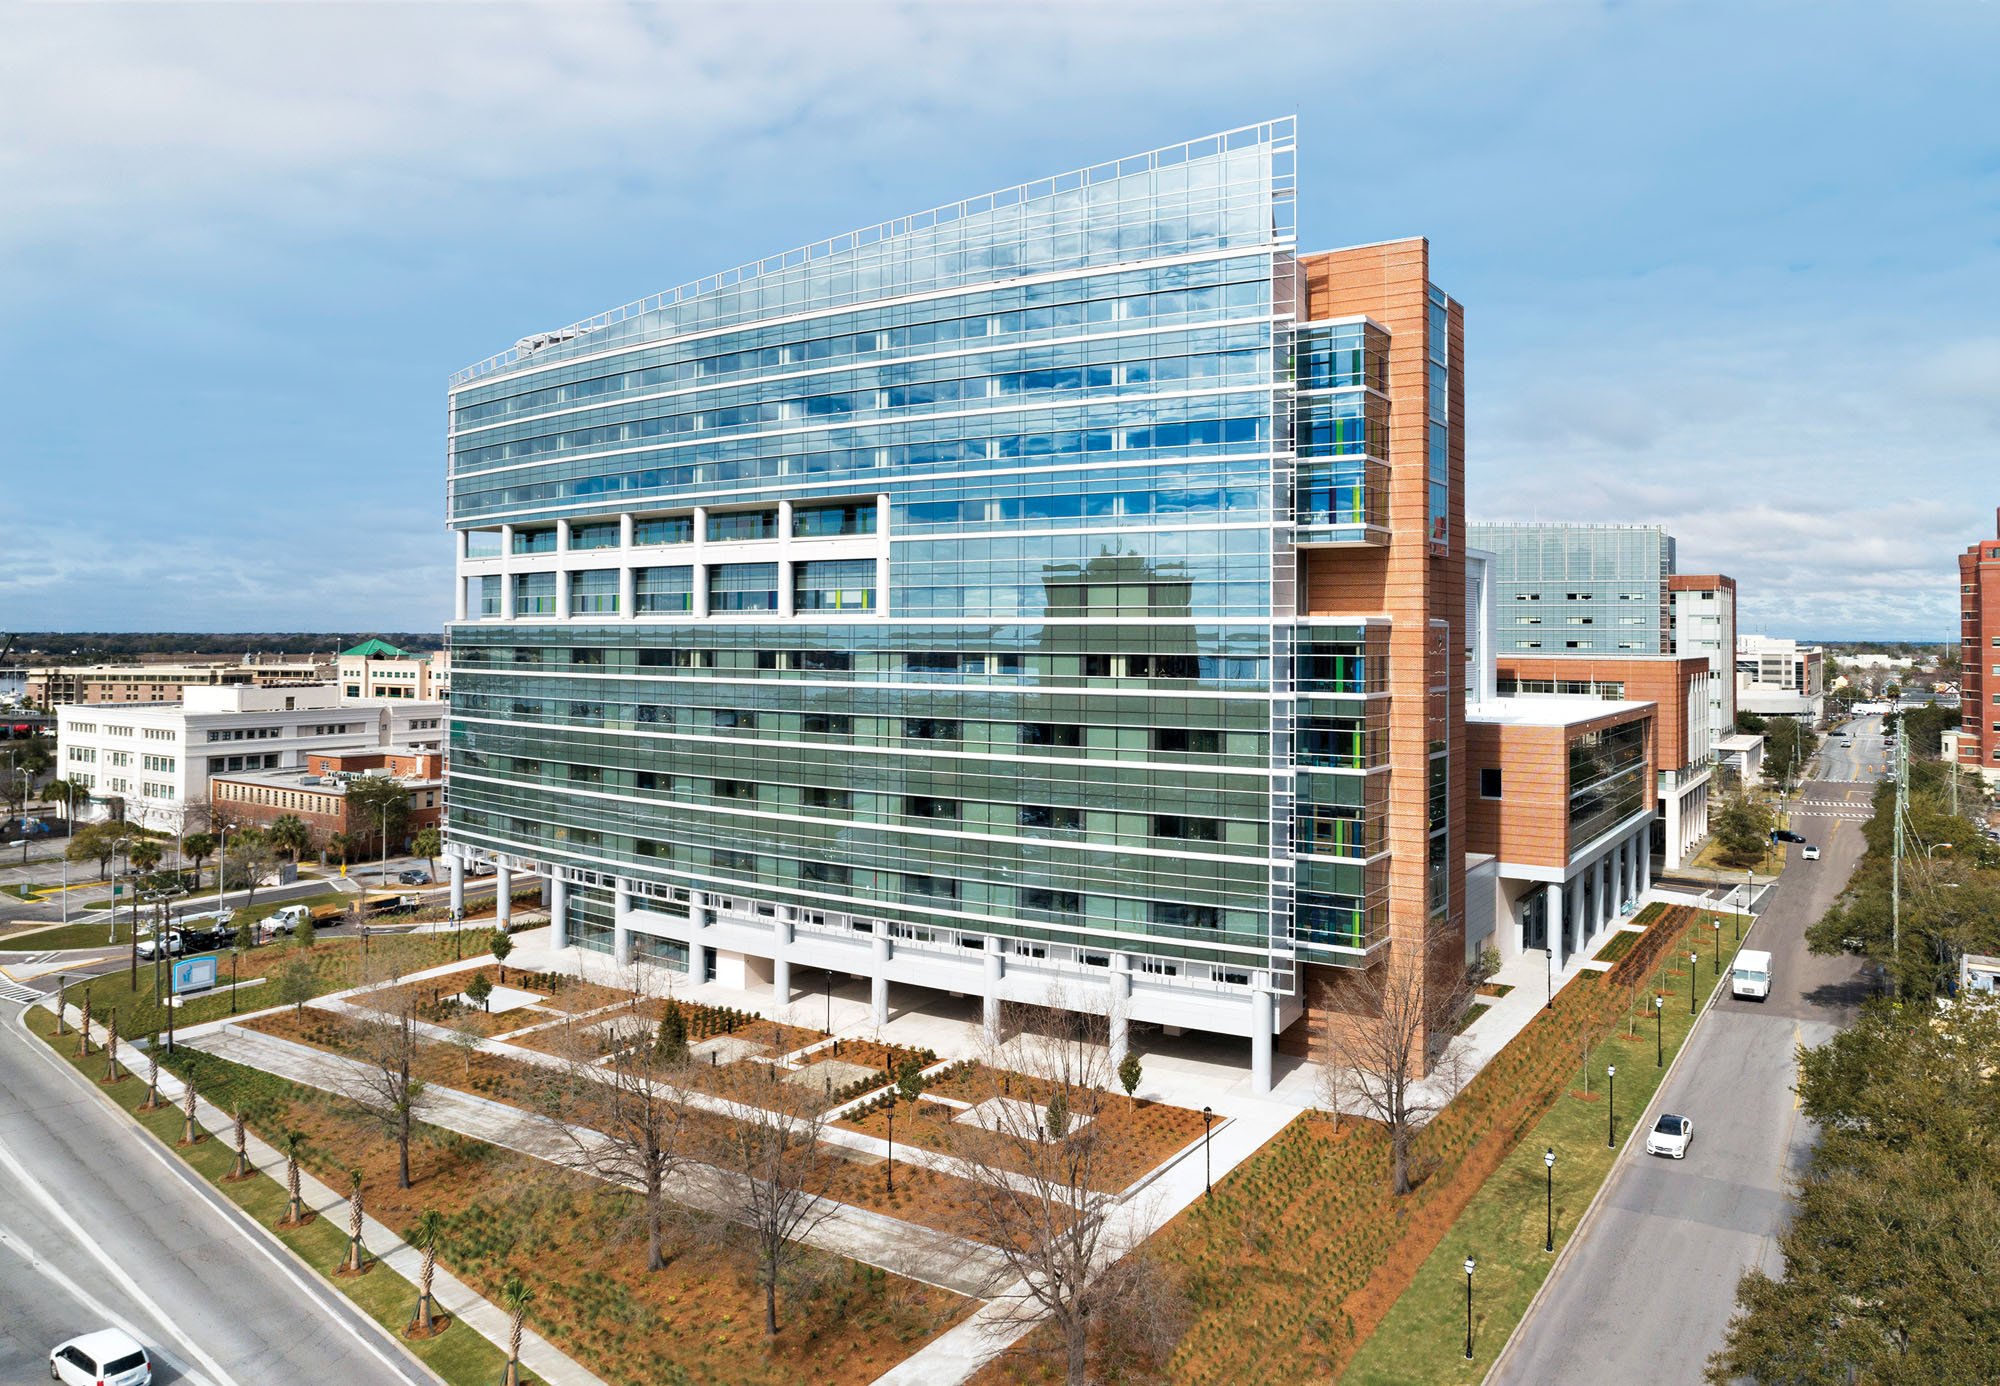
[2,1,1994,639]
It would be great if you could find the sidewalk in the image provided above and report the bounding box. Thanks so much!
[48,999,609,1386]
[186,1021,1010,1297]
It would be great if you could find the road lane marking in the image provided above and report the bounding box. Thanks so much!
[0,1220,215,1385]
[0,1136,241,1385]
[9,1007,429,1385]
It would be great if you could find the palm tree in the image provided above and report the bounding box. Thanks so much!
[44,776,90,822]
[408,1209,445,1335]
[277,1129,310,1225]
[183,832,217,889]
[267,814,312,866]
[128,839,163,889]
[411,827,441,884]
[500,1274,533,1386]
[326,832,358,873]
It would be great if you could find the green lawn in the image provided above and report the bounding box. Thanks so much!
[53,925,472,1044]
[2,916,138,952]
[1342,915,1749,1384]
[23,1005,537,1385]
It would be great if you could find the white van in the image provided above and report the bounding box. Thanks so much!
[1732,949,1773,1001]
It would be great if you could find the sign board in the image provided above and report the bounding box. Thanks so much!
[172,955,218,995]
[112,884,124,897]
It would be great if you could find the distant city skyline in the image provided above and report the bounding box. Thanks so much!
[3,2,1994,639]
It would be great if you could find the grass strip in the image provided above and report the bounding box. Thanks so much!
[23,1005,538,1386]
[1340,913,1749,1384]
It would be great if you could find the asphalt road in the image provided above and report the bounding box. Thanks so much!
[0,1001,436,1384]
[1494,716,1880,1386]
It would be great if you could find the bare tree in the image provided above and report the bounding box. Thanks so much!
[1315,935,1475,1195]
[721,1075,840,1336]
[942,994,1184,1385]
[340,988,431,1189]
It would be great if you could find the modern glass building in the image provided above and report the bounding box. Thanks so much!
[1469,523,1676,656]
[442,121,1468,1088]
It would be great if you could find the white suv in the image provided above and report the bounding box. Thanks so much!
[51,1328,151,1385]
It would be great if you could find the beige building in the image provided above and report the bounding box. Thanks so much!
[336,639,449,702]
[27,655,331,708]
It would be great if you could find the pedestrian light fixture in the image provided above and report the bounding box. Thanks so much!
[1543,1148,1556,1253]
[1201,1106,1215,1199]
[1463,1256,1477,1359]
[1712,918,1722,974]
[1689,952,1699,1014]
[1654,994,1664,1066]
[1606,1065,1617,1148]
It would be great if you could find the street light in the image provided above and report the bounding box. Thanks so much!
[1654,994,1664,1066]
[1201,1106,1215,1199]
[1544,945,1554,1010]
[1543,1149,1556,1254]
[1712,918,1722,975]
[886,1104,895,1194]
[1689,952,1699,1014]
[824,971,833,1035]
[1606,1065,1617,1149]
[1463,1256,1477,1360]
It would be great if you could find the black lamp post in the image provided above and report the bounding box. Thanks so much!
[824,971,832,1035]
[1654,994,1663,1066]
[1606,1065,1617,1148]
[1689,952,1699,1014]
[1544,946,1553,1010]
[1463,1256,1477,1360]
[886,1104,895,1194]
[1201,1106,1215,1199]
[1543,1148,1556,1253]
[1712,918,1722,975]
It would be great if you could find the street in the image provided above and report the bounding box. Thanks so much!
[0,997,435,1384]
[1493,715,1880,1386]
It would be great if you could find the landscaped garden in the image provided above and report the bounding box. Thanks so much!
[30,1003,972,1385]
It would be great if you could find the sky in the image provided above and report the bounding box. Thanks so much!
[1,1,1994,640]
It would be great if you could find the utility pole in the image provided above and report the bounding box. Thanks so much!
[1891,723,1907,1002]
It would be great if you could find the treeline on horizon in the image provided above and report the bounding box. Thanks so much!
[3,632,442,662]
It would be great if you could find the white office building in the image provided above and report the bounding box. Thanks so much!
[56,684,446,831]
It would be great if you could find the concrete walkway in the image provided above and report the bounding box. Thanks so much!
[48,1000,608,1386]
[186,1022,1010,1298]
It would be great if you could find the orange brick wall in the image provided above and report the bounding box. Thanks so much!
[1495,654,1707,773]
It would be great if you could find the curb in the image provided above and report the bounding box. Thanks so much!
[12,999,449,1386]
[1483,927,1754,1383]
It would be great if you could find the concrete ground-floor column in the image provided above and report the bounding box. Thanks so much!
[448,856,465,916]
[495,866,513,927]
[1547,881,1565,961]
[1640,840,1654,894]
[1250,982,1274,1095]
[871,935,891,1027]
[1664,788,1685,871]
[549,876,570,951]
[612,883,633,966]
[772,920,792,1005]
[1109,958,1132,1069]
[982,936,1005,1044]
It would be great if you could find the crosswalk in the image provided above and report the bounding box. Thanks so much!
[1791,806,1872,821]
[0,980,43,1004]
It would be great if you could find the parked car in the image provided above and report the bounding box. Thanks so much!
[398,869,431,885]
[1771,829,1807,844]
[51,1328,151,1386]
[1645,1113,1694,1160]
[1802,844,1822,861]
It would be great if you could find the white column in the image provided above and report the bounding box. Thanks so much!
[691,506,709,618]
[875,493,892,618]
[777,499,795,619]
[1664,788,1684,871]
[449,855,465,915]
[1250,978,1274,1095]
[550,876,570,951]
[613,881,633,966]
[454,573,469,622]
[619,512,634,548]
[982,936,1005,1044]
[618,565,635,620]
[1109,955,1133,1070]
[555,568,572,621]
[871,934,891,1027]
[772,918,793,1004]
[689,897,709,983]
[1546,881,1564,959]
[495,865,513,926]
[1640,841,1653,894]
[500,564,516,620]
[556,518,572,551]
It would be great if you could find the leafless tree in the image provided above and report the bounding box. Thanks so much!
[720,1074,840,1336]
[941,994,1184,1386]
[1315,935,1475,1195]
[339,988,431,1189]
[537,1004,702,1274]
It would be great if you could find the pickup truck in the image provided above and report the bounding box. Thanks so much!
[136,931,184,960]
[265,902,350,936]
